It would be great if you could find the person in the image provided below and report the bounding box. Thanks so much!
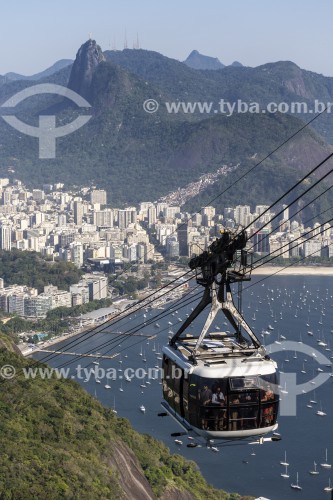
[261,387,274,402]
[211,386,225,405]
[212,386,226,430]
[261,386,274,426]
[200,384,212,429]
[230,394,240,430]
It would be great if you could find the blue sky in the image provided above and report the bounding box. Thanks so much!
[1,0,333,76]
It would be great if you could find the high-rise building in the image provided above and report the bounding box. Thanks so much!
[234,205,251,227]
[252,230,270,254]
[177,223,189,256]
[93,209,114,227]
[70,242,84,267]
[166,236,179,258]
[118,208,137,229]
[74,201,84,225]
[91,189,107,205]
[0,223,11,250]
[148,206,157,226]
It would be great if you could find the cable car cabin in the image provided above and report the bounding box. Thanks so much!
[162,338,279,439]
[161,229,279,440]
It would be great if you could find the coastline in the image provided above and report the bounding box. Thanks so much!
[21,267,332,355]
[252,266,333,276]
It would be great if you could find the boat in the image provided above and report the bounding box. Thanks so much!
[174,439,183,445]
[280,451,289,466]
[320,449,332,468]
[211,446,219,452]
[324,478,332,492]
[139,405,145,413]
[96,379,101,384]
[111,397,117,414]
[290,472,302,490]
[104,384,111,389]
[309,461,319,475]
[119,382,124,392]
[316,402,327,416]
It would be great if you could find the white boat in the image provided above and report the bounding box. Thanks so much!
[139,405,145,413]
[280,451,289,466]
[96,379,101,384]
[316,402,327,416]
[174,439,183,445]
[309,461,319,475]
[320,449,332,468]
[324,478,332,492]
[290,472,302,490]
[211,446,219,452]
[111,397,117,414]
[104,384,111,389]
[119,382,124,392]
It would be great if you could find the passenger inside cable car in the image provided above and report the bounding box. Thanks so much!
[162,356,278,433]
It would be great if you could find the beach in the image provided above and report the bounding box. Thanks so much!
[252,266,333,276]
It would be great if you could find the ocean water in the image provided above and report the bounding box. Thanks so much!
[33,275,333,500]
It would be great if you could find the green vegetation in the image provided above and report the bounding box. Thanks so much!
[111,275,149,296]
[1,50,333,213]
[0,347,250,499]
[0,250,83,293]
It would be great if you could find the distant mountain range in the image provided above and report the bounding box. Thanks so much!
[1,59,73,82]
[183,50,242,70]
[0,40,332,220]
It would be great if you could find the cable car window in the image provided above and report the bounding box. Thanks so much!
[188,375,199,428]
[229,376,259,390]
[182,378,189,420]
[173,372,181,414]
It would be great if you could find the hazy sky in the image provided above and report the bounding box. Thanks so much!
[1,0,333,76]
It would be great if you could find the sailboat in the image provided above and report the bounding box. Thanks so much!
[281,464,289,478]
[324,478,332,492]
[111,397,117,414]
[119,382,124,392]
[316,402,327,416]
[280,451,289,466]
[320,449,332,468]
[290,472,302,490]
[310,390,317,404]
[139,405,146,413]
[309,461,319,475]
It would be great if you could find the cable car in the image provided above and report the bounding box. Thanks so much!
[162,229,279,440]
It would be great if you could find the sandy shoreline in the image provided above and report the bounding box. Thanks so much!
[252,266,333,276]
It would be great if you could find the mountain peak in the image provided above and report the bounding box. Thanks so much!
[183,50,225,70]
[68,39,105,99]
